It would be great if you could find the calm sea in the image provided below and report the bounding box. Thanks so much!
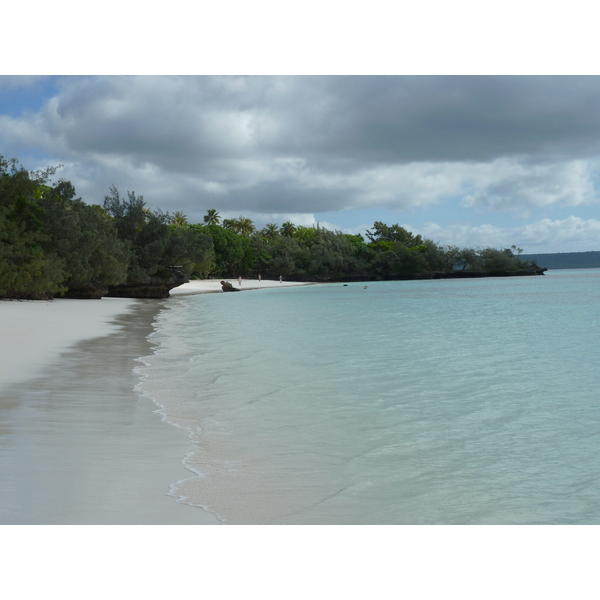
[137,269,600,524]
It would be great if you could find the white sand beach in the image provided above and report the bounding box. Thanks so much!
[0,279,310,391]
[0,297,137,392]
[0,279,311,524]
[0,298,214,523]
[170,277,312,295]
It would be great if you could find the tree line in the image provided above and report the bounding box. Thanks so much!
[0,156,542,299]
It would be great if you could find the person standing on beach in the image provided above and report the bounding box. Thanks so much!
[279,275,282,283]
[258,274,261,282]
[238,276,242,286]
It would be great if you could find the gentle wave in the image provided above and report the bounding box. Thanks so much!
[136,271,600,524]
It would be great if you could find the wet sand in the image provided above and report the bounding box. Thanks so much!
[0,280,312,524]
[0,298,217,524]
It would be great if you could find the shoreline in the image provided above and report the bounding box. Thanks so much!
[0,299,219,524]
[0,280,311,392]
[0,279,309,524]
[170,277,315,296]
[0,297,138,392]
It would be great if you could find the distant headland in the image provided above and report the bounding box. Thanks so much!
[519,251,600,270]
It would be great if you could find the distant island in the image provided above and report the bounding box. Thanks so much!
[520,251,600,270]
[1,154,545,300]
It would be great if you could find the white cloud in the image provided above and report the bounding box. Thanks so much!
[248,212,319,227]
[0,113,54,151]
[410,217,600,253]
[3,75,600,253]
[461,158,599,212]
[517,216,600,251]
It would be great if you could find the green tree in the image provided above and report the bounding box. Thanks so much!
[456,248,480,271]
[437,245,461,271]
[203,208,221,225]
[237,216,256,237]
[170,210,188,227]
[261,223,279,242]
[104,186,190,283]
[222,218,238,231]
[392,244,429,275]
[280,221,297,238]
[266,236,308,278]
[167,224,214,276]
[39,181,129,293]
[0,156,67,298]
[365,221,423,246]
[202,223,253,276]
[477,247,522,272]
[249,234,272,275]
[294,226,317,247]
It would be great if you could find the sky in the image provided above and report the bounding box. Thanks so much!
[2,2,600,255]
[2,74,600,254]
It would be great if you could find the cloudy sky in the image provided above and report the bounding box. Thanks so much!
[2,74,600,253]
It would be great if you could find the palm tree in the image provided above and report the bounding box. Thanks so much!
[141,206,153,225]
[262,223,279,242]
[237,216,255,237]
[280,221,297,238]
[222,218,238,232]
[203,208,221,225]
[171,210,188,227]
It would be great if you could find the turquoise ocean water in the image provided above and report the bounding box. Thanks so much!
[137,269,600,524]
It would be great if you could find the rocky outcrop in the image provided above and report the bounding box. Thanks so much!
[60,282,109,299]
[322,267,547,283]
[105,282,177,298]
[430,267,547,279]
[221,280,241,292]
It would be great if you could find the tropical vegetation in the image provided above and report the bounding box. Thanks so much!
[0,156,542,299]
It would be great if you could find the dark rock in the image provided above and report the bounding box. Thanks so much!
[60,282,108,299]
[105,283,175,298]
[318,267,547,284]
[221,280,241,292]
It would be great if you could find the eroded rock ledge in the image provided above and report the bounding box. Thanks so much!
[220,280,241,292]
[311,267,548,283]
[106,268,189,299]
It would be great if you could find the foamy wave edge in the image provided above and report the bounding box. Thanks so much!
[133,308,229,525]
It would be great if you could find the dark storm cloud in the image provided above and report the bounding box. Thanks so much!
[287,76,600,163]
[38,76,600,169]
[207,178,353,214]
[3,75,600,220]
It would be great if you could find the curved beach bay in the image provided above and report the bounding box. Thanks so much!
[140,270,600,524]
[0,279,310,524]
[3,272,600,524]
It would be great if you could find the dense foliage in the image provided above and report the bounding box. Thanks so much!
[0,157,211,299]
[0,156,541,299]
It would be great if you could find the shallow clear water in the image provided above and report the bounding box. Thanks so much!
[138,270,600,524]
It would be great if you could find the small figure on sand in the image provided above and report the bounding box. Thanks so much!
[258,273,261,282]
[238,276,242,286]
[279,275,283,283]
